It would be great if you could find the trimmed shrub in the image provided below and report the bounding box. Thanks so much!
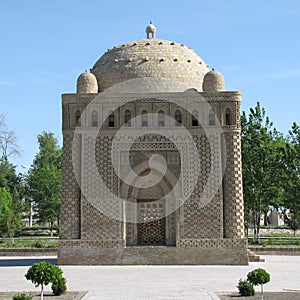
[247,268,270,286]
[247,268,270,298]
[25,261,67,299]
[52,276,67,295]
[237,279,255,296]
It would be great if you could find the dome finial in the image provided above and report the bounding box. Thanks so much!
[146,20,156,39]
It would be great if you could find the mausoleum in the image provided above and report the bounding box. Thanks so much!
[58,22,248,265]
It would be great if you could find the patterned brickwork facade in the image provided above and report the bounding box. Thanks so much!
[58,90,248,265]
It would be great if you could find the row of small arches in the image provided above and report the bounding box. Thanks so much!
[75,108,233,128]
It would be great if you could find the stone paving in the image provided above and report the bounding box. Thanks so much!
[0,255,299,299]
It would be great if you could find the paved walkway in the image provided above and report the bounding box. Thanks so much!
[1,255,300,299]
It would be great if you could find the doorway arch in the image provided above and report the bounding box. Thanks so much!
[120,161,180,246]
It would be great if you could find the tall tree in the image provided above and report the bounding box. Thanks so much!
[0,114,21,160]
[241,102,285,242]
[282,122,300,234]
[27,132,62,228]
[0,115,24,216]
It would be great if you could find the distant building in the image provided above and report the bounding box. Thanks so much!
[58,23,248,265]
[266,208,291,226]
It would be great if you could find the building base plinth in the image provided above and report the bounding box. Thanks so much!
[57,239,248,265]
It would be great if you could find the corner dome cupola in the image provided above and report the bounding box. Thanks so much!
[76,70,98,94]
[202,68,225,92]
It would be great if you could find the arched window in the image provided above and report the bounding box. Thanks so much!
[225,108,231,126]
[175,110,182,126]
[75,110,81,127]
[209,109,216,126]
[108,112,115,128]
[192,110,199,126]
[158,110,165,127]
[124,110,131,127]
[141,110,148,127]
[92,110,98,127]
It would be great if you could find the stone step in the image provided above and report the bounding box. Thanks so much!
[247,249,265,262]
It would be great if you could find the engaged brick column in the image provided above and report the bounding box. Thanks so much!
[60,132,81,239]
[223,130,244,239]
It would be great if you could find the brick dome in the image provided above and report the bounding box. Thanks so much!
[91,39,209,93]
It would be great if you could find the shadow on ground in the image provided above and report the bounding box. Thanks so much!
[0,292,86,300]
[218,292,300,300]
[0,258,57,267]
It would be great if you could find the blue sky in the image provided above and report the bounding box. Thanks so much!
[1,0,300,171]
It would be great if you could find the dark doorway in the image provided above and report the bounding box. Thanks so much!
[137,200,166,246]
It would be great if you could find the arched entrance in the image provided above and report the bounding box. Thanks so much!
[120,161,180,247]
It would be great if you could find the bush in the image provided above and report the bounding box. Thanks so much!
[12,293,32,300]
[52,276,67,295]
[237,279,255,296]
[247,268,270,286]
[19,225,59,231]
[16,225,59,237]
[32,240,44,248]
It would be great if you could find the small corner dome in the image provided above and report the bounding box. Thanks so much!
[77,71,98,94]
[202,69,225,92]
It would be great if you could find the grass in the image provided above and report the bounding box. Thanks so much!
[248,240,300,246]
[247,231,300,246]
[14,236,59,239]
[248,233,300,238]
[248,235,300,246]
[0,238,58,248]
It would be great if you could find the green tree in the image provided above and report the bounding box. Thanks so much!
[26,132,62,230]
[0,187,21,245]
[0,158,25,214]
[25,261,64,300]
[284,212,300,236]
[242,102,285,242]
[247,268,270,300]
[282,122,300,234]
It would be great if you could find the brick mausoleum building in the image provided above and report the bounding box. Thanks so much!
[58,22,248,265]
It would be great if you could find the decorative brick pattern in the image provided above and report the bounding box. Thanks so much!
[59,90,247,265]
[80,134,123,240]
[177,238,247,248]
[223,131,245,238]
[60,133,81,239]
[181,133,223,239]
